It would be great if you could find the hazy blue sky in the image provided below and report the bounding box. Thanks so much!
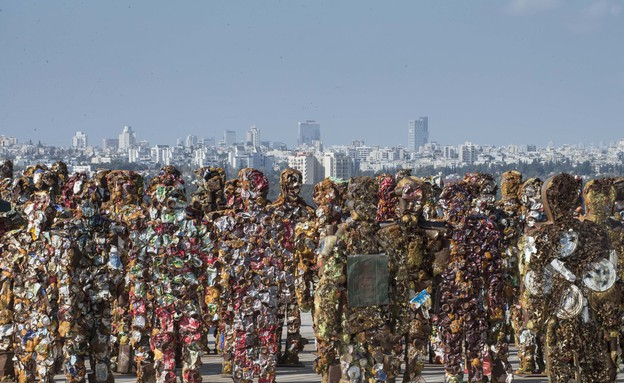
[1,1,623,148]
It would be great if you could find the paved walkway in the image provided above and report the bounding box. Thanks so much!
[67,312,623,382]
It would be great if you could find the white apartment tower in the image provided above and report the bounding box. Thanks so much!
[323,152,353,180]
[247,126,260,147]
[72,131,88,149]
[186,135,198,148]
[443,146,456,159]
[151,145,172,165]
[119,126,136,151]
[407,117,429,151]
[0,136,18,147]
[459,141,478,165]
[288,153,323,185]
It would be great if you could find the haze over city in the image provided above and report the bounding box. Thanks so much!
[1,1,623,148]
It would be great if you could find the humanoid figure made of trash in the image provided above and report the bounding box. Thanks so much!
[0,159,20,382]
[215,177,244,376]
[102,170,147,381]
[493,171,532,376]
[609,178,624,371]
[514,177,547,376]
[57,172,123,383]
[101,170,155,381]
[9,166,65,383]
[314,176,406,383]
[377,175,437,383]
[293,177,337,325]
[145,166,204,383]
[524,173,612,383]
[435,173,510,383]
[189,166,226,356]
[310,178,346,382]
[294,177,342,319]
[581,177,622,382]
[268,169,314,366]
[214,168,280,383]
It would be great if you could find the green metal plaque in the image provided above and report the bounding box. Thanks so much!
[347,253,389,308]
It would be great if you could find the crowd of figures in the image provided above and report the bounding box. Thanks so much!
[0,158,623,383]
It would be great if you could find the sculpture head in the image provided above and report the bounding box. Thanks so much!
[542,173,582,223]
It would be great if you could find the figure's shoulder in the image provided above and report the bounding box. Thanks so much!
[576,218,602,231]
[378,222,400,235]
[574,219,610,246]
[304,203,315,216]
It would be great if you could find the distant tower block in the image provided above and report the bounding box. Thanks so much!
[224,130,237,146]
[407,117,428,151]
[119,126,136,151]
[298,120,321,147]
[247,126,260,147]
[72,131,88,149]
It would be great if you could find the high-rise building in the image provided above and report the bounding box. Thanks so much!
[459,141,478,165]
[272,142,288,150]
[0,135,17,147]
[224,130,237,146]
[186,135,198,148]
[323,152,353,180]
[119,126,136,151]
[288,152,323,185]
[128,148,139,163]
[246,126,260,147]
[0,136,18,147]
[228,145,274,170]
[102,138,119,151]
[407,117,429,151]
[443,145,456,159]
[72,131,88,149]
[297,120,321,147]
[201,137,216,147]
[151,145,172,165]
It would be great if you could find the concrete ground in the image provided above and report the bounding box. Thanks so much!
[67,312,624,383]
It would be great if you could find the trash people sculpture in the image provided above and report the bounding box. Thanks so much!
[146,165,204,383]
[58,172,119,383]
[581,178,621,381]
[514,178,547,375]
[189,166,226,356]
[494,171,527,375]
[435,174,510,383]
[101,170,145,375]
[314,176,405,383]
[214,168,279,383]
[269,169,314,366]
[11,168,62,383]
[310,178,346,382]
[378,175,434,383]
[525,173,612,382]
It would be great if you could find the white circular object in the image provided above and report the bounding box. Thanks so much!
[347,366,361,380]
[524,271,540,296]
[558,230,578,258]
[583,258,616,292]
[524,269,552,296]
[556,284,583,319]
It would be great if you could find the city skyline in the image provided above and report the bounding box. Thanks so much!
[4,122,624,151]
[1,1,623,148]
[3,127,624,187]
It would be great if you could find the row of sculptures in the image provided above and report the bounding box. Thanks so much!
[0,158,623,383]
